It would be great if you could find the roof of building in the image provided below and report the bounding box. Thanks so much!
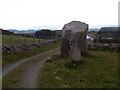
[99,27,120,32]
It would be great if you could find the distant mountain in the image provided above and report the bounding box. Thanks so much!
[6,29,37,34]
[89,25,118,30]
[24,25,63,30]
[6,29,18,33]
[89,25,118,31]
[6,28,62,34]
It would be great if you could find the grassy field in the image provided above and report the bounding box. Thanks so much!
[38,49,118,88]
[2,35,45,46]
[3,39,61,66]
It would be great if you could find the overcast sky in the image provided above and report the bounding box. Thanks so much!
[0,0,119,30]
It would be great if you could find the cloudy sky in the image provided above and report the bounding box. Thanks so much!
[0,0,119,30]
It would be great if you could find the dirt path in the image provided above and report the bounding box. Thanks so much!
[2,47,60,78]
[21,51,60,88]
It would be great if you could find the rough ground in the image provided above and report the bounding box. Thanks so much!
[3,47,60,88]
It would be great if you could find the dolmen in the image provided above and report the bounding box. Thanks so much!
[61,21,88,61]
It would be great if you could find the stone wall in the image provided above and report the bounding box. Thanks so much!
[87,43,119,51]
[2,40,56,55]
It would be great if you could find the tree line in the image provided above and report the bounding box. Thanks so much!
[35,29,58,39]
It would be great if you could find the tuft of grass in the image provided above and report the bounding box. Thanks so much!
[38,49,118,88]
[3,39,61,66]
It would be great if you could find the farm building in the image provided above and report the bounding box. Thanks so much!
[97,27,120,43]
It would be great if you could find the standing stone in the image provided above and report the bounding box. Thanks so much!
[69,32,82,61]
[61,39,70,56]
[61,21,88,61]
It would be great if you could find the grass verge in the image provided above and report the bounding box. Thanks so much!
[2,66,22,88]
[38,49,118,88]
[3,39,61,66]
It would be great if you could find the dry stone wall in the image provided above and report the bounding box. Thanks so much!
[2,40,56,55]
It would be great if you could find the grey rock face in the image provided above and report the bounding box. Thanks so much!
[61,21,88,61]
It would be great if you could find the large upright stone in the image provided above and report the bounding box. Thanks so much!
[61,21,88,61]
[61,39,69,56]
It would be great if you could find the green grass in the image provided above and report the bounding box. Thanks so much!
[38,49,118,88]
[2,35,45,46]
[3,39,61,66]
[2,67,22,88]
